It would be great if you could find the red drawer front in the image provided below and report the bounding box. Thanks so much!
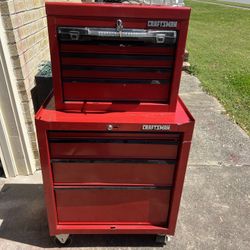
[60,42,174,103]
[49,139,178,159]
[62,68,171,80]
[60,44,175,56]
[61,56,173,68]
[52,160,175,185]
[55,187,171,225]
[63,82,170,102]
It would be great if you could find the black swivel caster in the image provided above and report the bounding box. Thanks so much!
[52,234,72,247]
[155,234,170,245]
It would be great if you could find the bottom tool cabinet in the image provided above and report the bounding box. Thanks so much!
[35,96,194,243]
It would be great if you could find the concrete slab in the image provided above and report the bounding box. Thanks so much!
[180,72,225,111]
[188,109,250,166]
[180,72,204,94]
[172,165,250,250]
[180,72,250,167]
[0,72,249,249]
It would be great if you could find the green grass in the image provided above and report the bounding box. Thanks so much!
[185,0,250,133]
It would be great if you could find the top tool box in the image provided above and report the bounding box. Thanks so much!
[46,2,191,112]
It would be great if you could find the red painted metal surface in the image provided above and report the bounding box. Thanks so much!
[52,161,175,186]
[35,95,194,236]
[45,2,191,112]
[49,140,178,159]
[55,188,171,224]
[63,83,170,102]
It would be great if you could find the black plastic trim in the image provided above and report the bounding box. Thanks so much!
[54,185,172,190]
[51,158,176,164]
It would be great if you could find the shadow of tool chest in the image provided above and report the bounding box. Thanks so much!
[35,1,194,245]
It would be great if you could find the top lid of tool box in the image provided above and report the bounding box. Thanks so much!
[46,2,190,112]
[36,93,194,138]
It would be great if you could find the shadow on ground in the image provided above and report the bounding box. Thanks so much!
[0,184,163,248]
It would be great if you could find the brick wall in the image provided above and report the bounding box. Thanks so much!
[0,0,88,172]
[0,0,50,169]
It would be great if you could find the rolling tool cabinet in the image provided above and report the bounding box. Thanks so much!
[36,1,194,246]
[35,95,194,245]
[46,2,191,112]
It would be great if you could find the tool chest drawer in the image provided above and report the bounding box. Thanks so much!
[48,132,180,159]
[55,187,171,225]
[52,159,175,185]
[49,138,178,159]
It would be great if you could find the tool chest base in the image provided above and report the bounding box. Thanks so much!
[35,95,194,244]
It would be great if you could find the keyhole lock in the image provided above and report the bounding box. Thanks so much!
[116,19,123,32]
[107,124,113,131]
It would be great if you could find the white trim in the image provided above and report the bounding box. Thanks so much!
[0,111,17,178]
[0,17,36,176]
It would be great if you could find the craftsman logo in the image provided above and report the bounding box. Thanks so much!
[148,20,177,28]
[142,125,170,131]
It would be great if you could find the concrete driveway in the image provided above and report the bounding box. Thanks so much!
[0,72,249,249]
[219,0,250,4]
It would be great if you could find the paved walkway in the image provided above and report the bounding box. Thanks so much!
[192,0,250,10]
[0,72,249,249]
[220,0,250,4]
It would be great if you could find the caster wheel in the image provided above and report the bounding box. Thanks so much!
[155,234,170,245]
[52,235,72,247]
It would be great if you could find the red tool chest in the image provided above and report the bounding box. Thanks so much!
[46,2,191,112]
[36,1,194,245]
[35,95,194,243]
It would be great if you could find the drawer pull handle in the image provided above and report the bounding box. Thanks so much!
[54,186,172,190]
